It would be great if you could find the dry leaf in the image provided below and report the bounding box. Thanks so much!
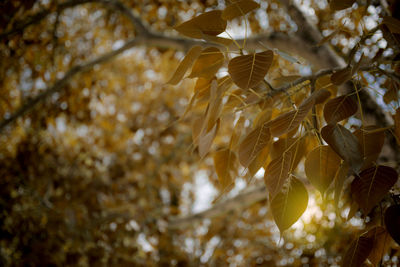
[228,50,273,89]
[222,0,260,20]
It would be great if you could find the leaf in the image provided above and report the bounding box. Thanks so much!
[238,124,271,168]
[354,126,385,170]
[189,47,224,79]
[351,165,398,215]
[264,151,292,199]
[316,74,338,96]
[384,205,400,246]
[334,162,349,213]
[222,0,260,20]
[330,0,356,11]
[228,50,273,90]
[174,10,227,39]
[248,145,270,178]
[198,119,220,158]
[323,95,357,124]
[321,124,363,173]
[167,46,202,85]
[266,96,314,137]
[365,227,392,266]
[395,108,400,145]
[342,234,374,267]
[213,148,237,190]
[271,136,308,171]
[331,67,353,85]
[382,16,400,34]
[305,145,342,195]
[311,88,332,105]
[271,176,308,232]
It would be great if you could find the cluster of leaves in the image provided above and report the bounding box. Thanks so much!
[168,0,400,265]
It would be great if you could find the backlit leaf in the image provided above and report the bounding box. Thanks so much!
[334,162,349,212]
[167,45,202,85]
[323,95,357,124]
[330,0,356,11]
[351,165,398,214]
[222,0,260,20]
[384,205,400,245]
[271,136,308,171]
[365,227,392,266]
[189,47,224,79]
[228,50,273,89]
[264,151,292,199]
[305,145,342,195]
[238,124,271,168]
[213,148,237,190]
[342,234,374,267]
[383,16,400,34]
[174,10,227,38]
[321,124,363,173]
[271,176,308,232]
[354,126,385,170]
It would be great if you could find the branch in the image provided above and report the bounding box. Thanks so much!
[168,185,267,229]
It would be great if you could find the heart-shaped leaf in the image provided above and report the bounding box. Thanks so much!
[384,205,400,246]
[167,45,202,85]
[264,151,292,199]
[174,10,227,39]
[189,47,224,79]
[323,95,357,124]
[238,124,271,168]
[213,148,238,190]
[271,176,308,232]
[222,0,260,20]
[305,145,342,195]
[351,165,398,215]
[342,233,374,267]
[354,126,385,170]
[228,50,273,89]
[321,124,363,173]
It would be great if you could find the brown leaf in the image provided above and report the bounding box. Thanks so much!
[248,145,270,178]
[331,67,353,85]
[270,176,308,232]
[323,95,357,124]
[384,204,400,246]
[395,108,400,145]
[189,47,224,79]
[222,0,260,20]
[365,227,392,266]
[305,145,342,195]
[330,0,356,11]
[334,162,349,213]
[228,50,273,89]
[213,148,237,190]
[321,124,363,173]
[382,16,400,34]
[342,234,374,267]
[266,96,314,137]
[238,124,271,168]
[198,119,220,158]
[264,151,292,199]
[174,10,227,39]
[316,74,338,96]
[354,126,385,170]
[351,165,398,215]
[167,46,202,85]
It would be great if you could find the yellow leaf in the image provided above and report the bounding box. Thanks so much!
[167,45,202,85]
[189,47,224,79]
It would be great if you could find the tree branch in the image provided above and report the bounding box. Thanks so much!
[168,184,267,229]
